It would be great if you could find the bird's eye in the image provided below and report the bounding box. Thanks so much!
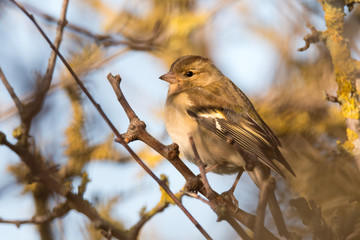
[186,71,194,77]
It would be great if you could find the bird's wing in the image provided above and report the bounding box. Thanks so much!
[187,107,295,178]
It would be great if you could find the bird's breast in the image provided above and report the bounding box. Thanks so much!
[165,92,245,174]
[165,92,197,153]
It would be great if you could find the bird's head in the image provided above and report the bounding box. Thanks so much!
[160,55,222,95]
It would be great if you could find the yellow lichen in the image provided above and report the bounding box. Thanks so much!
[12,126,23,139]
[159,174,175,205]
[342,140,354,152]
[346,128,358,141]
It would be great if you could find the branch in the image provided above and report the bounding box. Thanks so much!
[18,0,69,133]
[316,0,360,172]
[181,191,210,205]
[108,73,196,178]
[254,177,275,240]
[0,202,70,227]
[107,74,138,121]
[1,131,130,239]
[32,3,69,238]
[290,197,333,240]
[298,23,323,52]
[23,3,112,42]
[189,136,214,198]
[0,67,23,111]
[224,216,252,240]
[323,91,339,103]
[23,3,160,51]
[35,0,68,102]
[128,175,173,239]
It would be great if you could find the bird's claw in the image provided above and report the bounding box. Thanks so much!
[221,189,239,211]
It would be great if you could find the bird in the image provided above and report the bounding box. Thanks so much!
[160,55,295,238]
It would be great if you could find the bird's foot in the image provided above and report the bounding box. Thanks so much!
[221,170,244,211]
[221,188,239,210]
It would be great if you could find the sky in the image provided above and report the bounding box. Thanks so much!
[0,0,308,239]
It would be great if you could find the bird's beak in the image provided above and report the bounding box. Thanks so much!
[159,72,178,84]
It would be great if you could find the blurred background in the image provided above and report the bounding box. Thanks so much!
[1,0,360,239]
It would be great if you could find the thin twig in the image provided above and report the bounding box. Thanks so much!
[23,3,160,50]
[181,190,210,205]
[323,91,339,103]
[290,197,333,240]
[189,136,214,198]
[41,0,68,92]
[224,216,252,240]
[0,202,70,227]
[21,0,69,129]
[23,3,112,42]
[128,193,170,239]
[107,74,138,121]
[0,67,23,111]
[254,177,275,240]
[9,1,212,239]
[298,23,322,52]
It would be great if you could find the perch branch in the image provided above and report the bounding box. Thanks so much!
[107,73,196,179]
